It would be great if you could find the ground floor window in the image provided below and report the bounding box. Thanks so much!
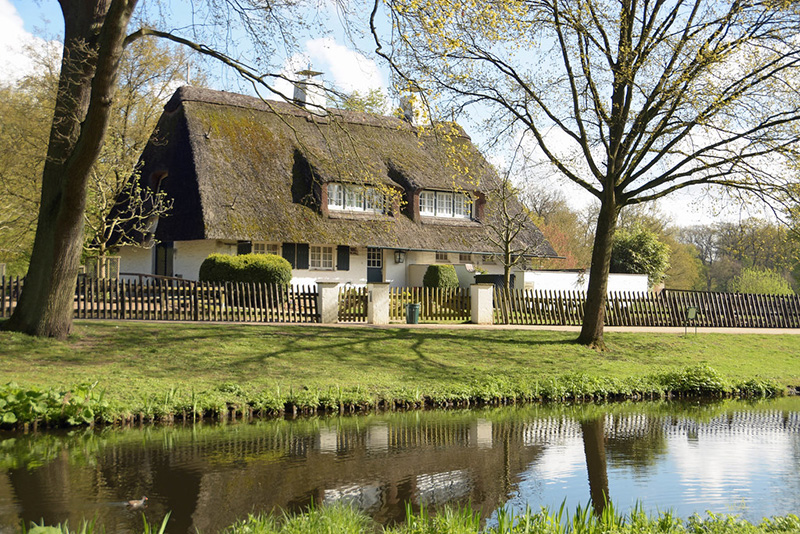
[310,245,334,269]
[459,253,471,263]
[436,251,449,262]
[253,242,280,255]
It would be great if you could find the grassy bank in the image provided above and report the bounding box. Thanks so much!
[1,321,799,426]
[28,504,800,534]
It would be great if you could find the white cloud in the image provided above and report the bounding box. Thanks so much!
[273,37,388,110]
[0,0,60,86]
[306,37,384,94]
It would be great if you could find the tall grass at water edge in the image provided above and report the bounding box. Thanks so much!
[31,504,798,534]
[222,503,800,534]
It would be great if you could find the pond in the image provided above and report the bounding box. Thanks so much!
[1,398,799,533]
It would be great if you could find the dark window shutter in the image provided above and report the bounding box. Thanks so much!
[282,242,296,268]
[296,244,310,270]
[337,245,350,271]
[237,240,252,255]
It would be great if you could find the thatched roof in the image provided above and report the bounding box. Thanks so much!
[134,86,558,257]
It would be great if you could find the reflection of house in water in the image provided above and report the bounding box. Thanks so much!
[323,483,383,513]
[415,470,472,505]
[5,409,800,534]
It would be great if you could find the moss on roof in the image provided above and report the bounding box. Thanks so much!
[135,86,557,256]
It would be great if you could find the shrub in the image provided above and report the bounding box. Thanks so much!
[423,264,459,288]
[199,253,292,285]
[728,267,794,295]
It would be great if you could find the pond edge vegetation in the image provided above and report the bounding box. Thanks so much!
[1,364,789,430]
[23,502,800,534]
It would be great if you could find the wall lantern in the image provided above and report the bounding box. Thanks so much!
[394,250,407,264]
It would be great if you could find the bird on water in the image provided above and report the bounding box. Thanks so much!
[127,496,148,510]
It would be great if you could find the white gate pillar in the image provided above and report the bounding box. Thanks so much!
[367,283,391,325]
[470,284,494,325]
[317,282,340,324]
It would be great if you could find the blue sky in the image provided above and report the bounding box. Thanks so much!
[2,0,747,226]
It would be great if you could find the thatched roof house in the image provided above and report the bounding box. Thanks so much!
[118,86,558,285]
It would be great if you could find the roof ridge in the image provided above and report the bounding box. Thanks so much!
[165,86,470,138]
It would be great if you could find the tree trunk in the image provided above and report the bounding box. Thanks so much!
[577,195,621,349]
[3,0,136,339]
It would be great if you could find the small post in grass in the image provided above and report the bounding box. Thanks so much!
[685,306,698,335]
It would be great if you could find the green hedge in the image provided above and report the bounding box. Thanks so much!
[423,264,460,289]
[199,253,292,285]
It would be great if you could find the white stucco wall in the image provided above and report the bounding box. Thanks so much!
[519,270,648,294]
[118,246,153,277]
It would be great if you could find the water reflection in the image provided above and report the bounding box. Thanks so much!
[0,399,799,533]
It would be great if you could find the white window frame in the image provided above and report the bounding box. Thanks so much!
[419,191,436,216]
[310,245,334,270]
[438,192,454,217]
[367,248,383,268]
[328,183,344,210]
[329,183,385,214]
[420,190,472,219]
[436,251,449,262]
[253,243,280,256]
[453,194,471,219]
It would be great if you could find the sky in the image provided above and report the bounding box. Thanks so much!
[2,0,760,228]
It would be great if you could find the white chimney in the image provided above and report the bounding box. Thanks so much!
[293,69,327,115]
[400,88,429,126]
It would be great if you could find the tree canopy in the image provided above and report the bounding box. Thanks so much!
[373,0,800,347]
[610,226,671,288]
[3,0,350,338]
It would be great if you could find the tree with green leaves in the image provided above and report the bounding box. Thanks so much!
[729,267,794,295]
[3,0,346,339]
[336,88,388,114]
[610,226,671,288]
[373,0,800,348]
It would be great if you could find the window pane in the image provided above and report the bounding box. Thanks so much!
[367,248,382,268]
[311,246,334,269]
[328,184,343,209]
[420,191,435,215]
[454,194,470,218]
[364,187,384,213]
[437,192,453,217]
[345,186,365,210]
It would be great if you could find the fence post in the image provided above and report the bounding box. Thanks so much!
[367,283,390,325]
[471,284,494,325]
[317,282,340,324]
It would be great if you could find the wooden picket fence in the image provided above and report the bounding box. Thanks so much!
[338,286,368,322]
[494,288,800,328]
[0,276,320,323]
[389,287,471,322]
[4,275,800,328]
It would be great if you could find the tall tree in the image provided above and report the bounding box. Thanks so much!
[484,173,544,291]
[373,0,800,348]
[4,0,340,338]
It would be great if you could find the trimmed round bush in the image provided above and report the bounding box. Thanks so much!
[199,253,292,285]
[423,264,459,289]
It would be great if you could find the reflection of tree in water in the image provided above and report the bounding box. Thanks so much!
[580,417,608,515]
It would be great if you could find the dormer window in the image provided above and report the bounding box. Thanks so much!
[328,183,385,214]
[419,190,472,219]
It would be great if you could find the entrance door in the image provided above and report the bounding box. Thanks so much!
[155,241,174,277]
[367,248,383,283]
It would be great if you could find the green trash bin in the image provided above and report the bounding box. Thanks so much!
[406,303,421,324]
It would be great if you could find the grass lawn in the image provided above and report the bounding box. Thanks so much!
[1,320,798,420]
